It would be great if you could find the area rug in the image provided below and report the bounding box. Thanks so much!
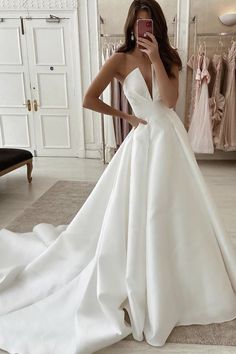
[7,180,96,233]
[6,180,236,346]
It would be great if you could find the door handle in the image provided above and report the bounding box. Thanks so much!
[23,99,31,111]
[33,99,40,111]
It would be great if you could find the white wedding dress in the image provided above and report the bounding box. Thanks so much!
[1,63,236,354]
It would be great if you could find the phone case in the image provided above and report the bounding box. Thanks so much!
[137,19,153,49]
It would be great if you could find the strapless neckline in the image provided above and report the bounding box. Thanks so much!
[123,63,154,101]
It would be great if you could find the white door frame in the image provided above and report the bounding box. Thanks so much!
[175,0,190,123]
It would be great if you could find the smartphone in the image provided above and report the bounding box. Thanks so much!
[137,19,153,50]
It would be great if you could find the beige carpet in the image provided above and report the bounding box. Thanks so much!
[6,180,236,346]
[7,180,96,233]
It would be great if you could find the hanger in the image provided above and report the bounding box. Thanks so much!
[230,34,236,44]
[216,35,224,55]
[197,37,207,55]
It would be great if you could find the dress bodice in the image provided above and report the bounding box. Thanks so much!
[122,63,172,120]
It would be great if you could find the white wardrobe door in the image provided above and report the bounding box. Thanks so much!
[25,16,79,156]
[0,18,35,151]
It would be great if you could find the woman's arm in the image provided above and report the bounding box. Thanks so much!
[83,53,129,120]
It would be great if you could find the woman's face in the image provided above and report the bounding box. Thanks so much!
[133,9,152,40]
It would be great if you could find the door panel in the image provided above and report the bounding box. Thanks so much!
[40,114,70,148]
[37,73,68,108]
[0,72,26,107]
[26,17,78,156]
[1,114,31,147]
[0,19,35,151]
[33,27,66,65]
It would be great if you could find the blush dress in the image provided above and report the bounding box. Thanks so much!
[188,43,214,153]
[208,53,225,147]
[215,40,236,151]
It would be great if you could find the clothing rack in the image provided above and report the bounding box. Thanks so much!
[101,33,175,37]
[191,15,236,76]
[191,14,236,101]
[196,32,236,36]
[188,15,236,158]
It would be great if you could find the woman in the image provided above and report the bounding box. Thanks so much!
[0,1,236,354]
[83,0,181,128]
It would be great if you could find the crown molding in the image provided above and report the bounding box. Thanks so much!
[0,0,78,9]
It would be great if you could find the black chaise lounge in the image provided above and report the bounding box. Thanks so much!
[0,148,33,183]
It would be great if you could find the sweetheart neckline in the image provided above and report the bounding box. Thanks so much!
[122,63,154,101]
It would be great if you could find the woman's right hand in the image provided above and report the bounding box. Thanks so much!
[125,114,148,129]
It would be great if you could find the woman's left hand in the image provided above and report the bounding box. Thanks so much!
[137,32,160,63]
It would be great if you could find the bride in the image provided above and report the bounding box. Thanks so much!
[1,1,236,353]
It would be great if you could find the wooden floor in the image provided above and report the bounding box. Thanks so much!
[0,157,236,354]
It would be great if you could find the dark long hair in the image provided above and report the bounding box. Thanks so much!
[115,0,182,79]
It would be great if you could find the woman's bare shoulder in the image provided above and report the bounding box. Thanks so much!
[105,52,126,66]
[83,52,128,100]
[108,52,134,82]
[107,52,126,75]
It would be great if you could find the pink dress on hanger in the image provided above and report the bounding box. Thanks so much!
[188,43,214,154]
[187,52,203,128]
[216,40,236,151]
[208,54,225,146]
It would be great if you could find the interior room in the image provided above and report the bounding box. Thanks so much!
[0,0,236,353]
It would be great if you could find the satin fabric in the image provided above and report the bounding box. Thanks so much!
[1,63,236,354]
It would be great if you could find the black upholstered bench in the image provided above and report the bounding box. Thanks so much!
[0,148,33,183]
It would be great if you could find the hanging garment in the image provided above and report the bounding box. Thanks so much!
[208,54,225,146]
[188,43,214,153]
[111,75,123,145]
[1,63,236,354]
[111,75,132,147]
[216,40,236,151]
[112,78,126,146]
[111,46,133,147]
[119,88,133,139]
[115,42,134,141]
[187,53,202,126]
[115,44,133,141]
[101,45,117,162]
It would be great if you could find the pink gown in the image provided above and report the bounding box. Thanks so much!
[215,40,236,151]
[188,43,214,154]
[187,53,202,127]
[208,53,225,146]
